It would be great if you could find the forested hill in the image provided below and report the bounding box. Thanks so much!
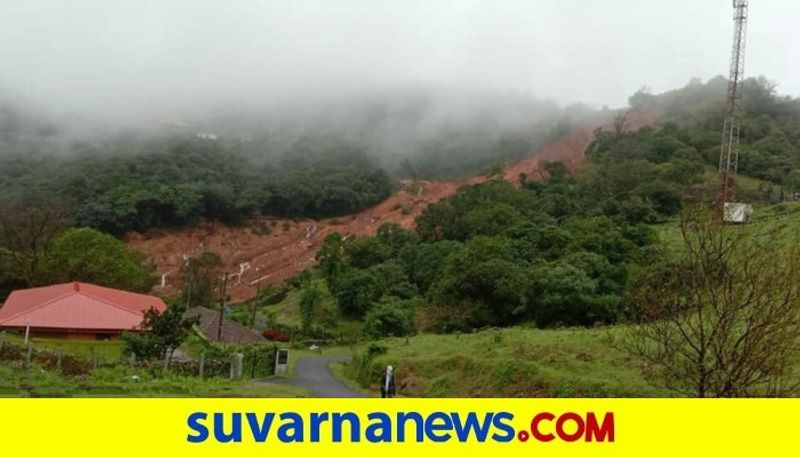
[0,90,570,235]
[302,77,800,333]
[621,76,800,189]
[1,134,395,235]
[0,77,797,242]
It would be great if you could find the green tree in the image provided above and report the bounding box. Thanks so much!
[121,304,198,362]
[317,233,346,288]
[429,236,531,326]
[345,236,392,269]
[0,199,72,289]
[334,268,382,318]
[376,223,418,256]
[368,260,417,299]
[38,227,155,292]
[531,262,615,327]
[399,240,462,294]
[299,281,324,335]
[364,296,416,338]
[181,251,224,307]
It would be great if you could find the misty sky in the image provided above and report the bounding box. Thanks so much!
[0,0,797,118]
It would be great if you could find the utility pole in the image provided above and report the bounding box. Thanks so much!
[718,0,749,208]
[24,319,31,344]
[217,273,228,342]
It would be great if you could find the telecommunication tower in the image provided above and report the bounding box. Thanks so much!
[718,0,749,205]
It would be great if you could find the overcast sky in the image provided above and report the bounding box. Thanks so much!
[0,0,797,117]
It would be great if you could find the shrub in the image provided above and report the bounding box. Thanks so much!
[364,297,416,338]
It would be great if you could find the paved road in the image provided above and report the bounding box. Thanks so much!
[278,355,366,398]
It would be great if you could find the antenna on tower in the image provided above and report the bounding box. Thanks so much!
[718,0,749,220]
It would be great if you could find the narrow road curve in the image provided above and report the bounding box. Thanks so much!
[280,355,366,398]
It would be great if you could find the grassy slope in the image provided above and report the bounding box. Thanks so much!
[349,327,670,398]
[261,278,366,341]
[339,201,800,398]
[4,333,124,363]
[0,362,309,397]
[656,201,800,252]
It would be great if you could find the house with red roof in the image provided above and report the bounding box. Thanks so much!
[0,282,166,340]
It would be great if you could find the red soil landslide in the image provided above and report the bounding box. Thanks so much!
[127,110,660,303]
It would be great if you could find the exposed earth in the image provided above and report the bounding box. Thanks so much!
[127,110,660,303]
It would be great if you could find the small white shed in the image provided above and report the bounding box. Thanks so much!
[723,202,754,224]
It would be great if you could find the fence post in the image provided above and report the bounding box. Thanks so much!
[229,353,243,380]
[199,353,205,380]
[91,347,98,370]
[129,353,136,367]
[26,342,33,367]
[57,349,63,371]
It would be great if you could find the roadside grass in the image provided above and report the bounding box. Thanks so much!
[0,361,310,397]
[4,332,124,363]
[329,361,376,397]
[1,331,318,397]
[348,326,672,398]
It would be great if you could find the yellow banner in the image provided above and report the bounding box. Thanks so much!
[0,399,796,457]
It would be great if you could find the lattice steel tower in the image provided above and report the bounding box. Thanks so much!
[719,0,749,203]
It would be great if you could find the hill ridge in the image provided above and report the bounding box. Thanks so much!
[127,109,660,303]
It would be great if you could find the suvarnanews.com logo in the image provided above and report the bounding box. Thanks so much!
[186,410,615,444]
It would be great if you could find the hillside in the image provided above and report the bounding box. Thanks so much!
[347,326,668,398]
[128,109,659,303]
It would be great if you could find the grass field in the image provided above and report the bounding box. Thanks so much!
[346,326,671,398]
[0,361,310,398]
[4,332,124,363]
[0,331,314,397]
[340,202,800,398]
[655,201,800,252]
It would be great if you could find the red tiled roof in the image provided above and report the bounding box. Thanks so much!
[0,282,166,332]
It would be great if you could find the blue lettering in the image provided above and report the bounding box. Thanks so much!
[332,413,361,442]
[213,413,241,443]
[425,412,453,443]
[277,413,304,442]
[186,412,208,443]
[365,412,392,443]
[310,412,329,442]
[397,412,425,442]
[451,412,493,442]
[491,412,516,442]
[245,413,275,442]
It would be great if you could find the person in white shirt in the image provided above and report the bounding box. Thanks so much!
[380,365,395,398]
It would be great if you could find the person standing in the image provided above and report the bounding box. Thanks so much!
[380,365,395,398]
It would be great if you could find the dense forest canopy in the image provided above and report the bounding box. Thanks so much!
[2,76,800,315]
[628,76,800,188]
[308,76,800,332]
[0,89,574,235]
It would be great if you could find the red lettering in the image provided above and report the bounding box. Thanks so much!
[530,412,614,443]
[530,412,555,442]
[555,412,585,442]
[585,412,615,442]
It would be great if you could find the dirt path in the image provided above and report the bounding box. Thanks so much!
[276,355,366,398]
